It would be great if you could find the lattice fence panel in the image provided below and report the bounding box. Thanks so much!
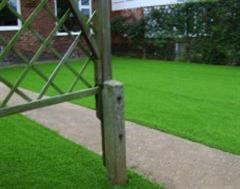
[0,0,100,117]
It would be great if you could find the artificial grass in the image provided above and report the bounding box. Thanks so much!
[0,57,239,155]
[0,114,162,189]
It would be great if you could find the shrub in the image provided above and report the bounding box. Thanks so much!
[111,0,240,65]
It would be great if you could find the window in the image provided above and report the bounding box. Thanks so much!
[0,0,21,31]
[55,0,92,36]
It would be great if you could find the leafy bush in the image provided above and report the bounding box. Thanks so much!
[111,16,129,37]
[111,15,174,59]
[111,0,240,65]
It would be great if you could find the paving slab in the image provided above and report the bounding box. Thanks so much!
[1,83,240,189]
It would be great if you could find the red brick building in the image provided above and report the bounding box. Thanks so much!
[0,0,143,62]
[0,0,94,61]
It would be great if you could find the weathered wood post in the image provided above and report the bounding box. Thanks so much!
[96,0,127,185]
[103,80,127,185]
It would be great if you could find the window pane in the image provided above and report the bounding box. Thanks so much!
[81,8,90,17]
[81,0,89,6]
[56,0,81,32]
[0,0,18,27]
[56,0,91,33]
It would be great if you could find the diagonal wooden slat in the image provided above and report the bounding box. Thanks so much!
[68,0,99,59]
[0,76,32,102]
[64,62,93,88]
[44,5,95,59]
[0,36,64,95]
[37,31,84,99]
[36,8,97,99]
[36,5,94,89]
[7,2,96,65]
[43,5,96,81]
[68,57,92,92]
[0,0,8,11]
[7,3,91,65]
[6,4,64,59]
[0,0,48,62]
[8,1,96,70]
[1,10,70,107]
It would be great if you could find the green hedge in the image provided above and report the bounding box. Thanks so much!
[111,0,240,65]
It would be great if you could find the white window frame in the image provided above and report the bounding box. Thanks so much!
[54,0,92,36]
[0,0,21,31]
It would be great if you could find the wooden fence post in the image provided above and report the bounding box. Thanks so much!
[95,0,113,167]
[103,80,127,185]
[96,0,127,184]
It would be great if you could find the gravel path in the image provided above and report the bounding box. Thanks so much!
[1,83,240,189]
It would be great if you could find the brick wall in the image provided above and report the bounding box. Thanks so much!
[111,8,143,22]
[0,0,85,63]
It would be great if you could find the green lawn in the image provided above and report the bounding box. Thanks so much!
[0,114,162,189]
[0,57,239,155]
